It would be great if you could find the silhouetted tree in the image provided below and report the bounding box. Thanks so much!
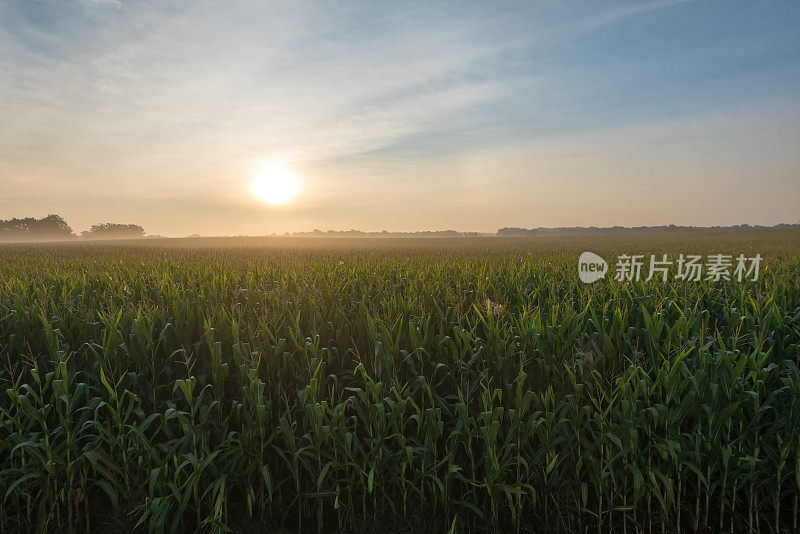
[85,223,145,239]
[0,214,74,241]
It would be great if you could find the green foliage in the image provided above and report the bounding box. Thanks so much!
[0,232,798,532]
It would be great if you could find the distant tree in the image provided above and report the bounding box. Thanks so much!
[38,214,74,237]
[85,223,145,239]
[0,214,74,241]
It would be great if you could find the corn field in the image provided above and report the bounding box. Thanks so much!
[0,232,798,533]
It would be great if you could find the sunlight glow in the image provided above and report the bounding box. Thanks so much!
[251,166,301,205]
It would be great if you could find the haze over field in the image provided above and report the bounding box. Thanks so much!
[1,0,799,236]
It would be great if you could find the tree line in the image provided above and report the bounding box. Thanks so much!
[497,223,800,237]
[0,215,144,242]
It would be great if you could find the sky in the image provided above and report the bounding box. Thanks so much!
[1,0,799,236]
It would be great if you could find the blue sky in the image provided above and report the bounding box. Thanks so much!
[1,0,798,235]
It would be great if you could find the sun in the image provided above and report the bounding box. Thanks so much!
[251,166,301,205]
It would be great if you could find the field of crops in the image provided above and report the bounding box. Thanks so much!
[1,230,798,533]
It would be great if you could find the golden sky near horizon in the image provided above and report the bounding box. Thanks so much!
[1,0,799,236]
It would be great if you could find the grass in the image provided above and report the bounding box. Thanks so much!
[0,229,798,533]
